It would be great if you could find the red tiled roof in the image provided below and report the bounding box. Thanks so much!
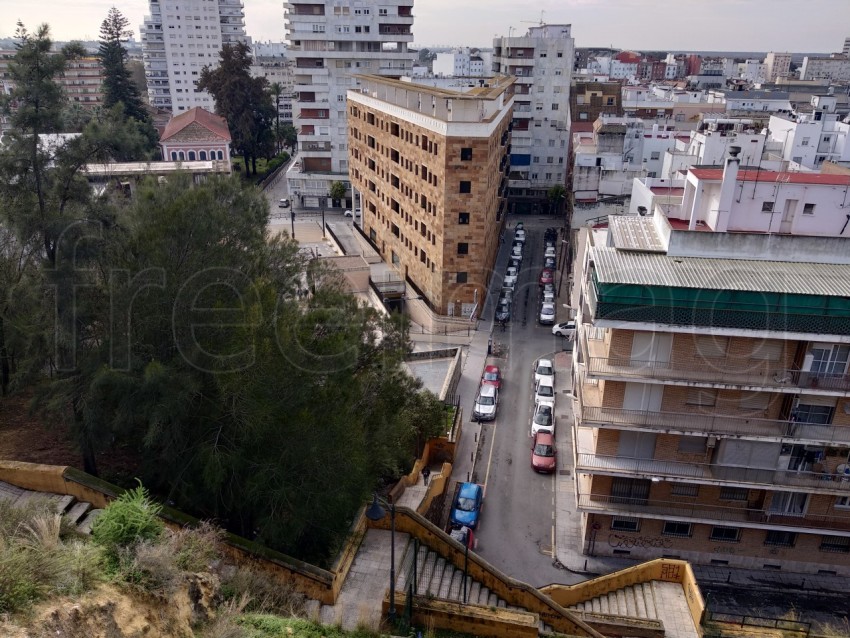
[689,168,850,186]
[161,107,231,142]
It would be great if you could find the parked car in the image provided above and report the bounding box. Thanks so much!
[514,229,526,243]
[544,227,557,241]
[450,525,476,549]
[531,403,555,436]
[450,482,483,529]
[544,246,556,259]
[515,222,524,231]
[511,244,523,258]
[533,358,555,387]
[482,364,502,390]
[495,300,511,323]
[278,198,290,208]
[543,256,557,270]
[509,256,522,270]
[542,283,555,296]
[534,376,556,408]
[539,302,556,325]
[531,431,557,473]
[473,383,499,421]
[344,207,362,218]
[552,320,576,338]
[498,289,513,306]
[542,289,555,304]
[539,269,554,286]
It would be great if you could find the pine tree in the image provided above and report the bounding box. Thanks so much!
[98,8,148,124]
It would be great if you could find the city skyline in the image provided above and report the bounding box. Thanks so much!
[1,0,848,53]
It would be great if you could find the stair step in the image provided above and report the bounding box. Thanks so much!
[55,494,75,514]
[429,557,446,596]
[625,586,637,617]
[488,592,498,606]
[634,584,648,618]
[438,562,454,598]
[478,586,490,606]
[598,594,608,615]
[497,599,506,608]
[644,582,657,619]
[469,581,481,605]
[77,509,103,535]
[591,597,601,614]
[417,550,434,593]
[616,589,627,615]
[448,569,463,601]
[65,501,92,526]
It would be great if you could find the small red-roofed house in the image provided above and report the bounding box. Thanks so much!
[160,107,232,170]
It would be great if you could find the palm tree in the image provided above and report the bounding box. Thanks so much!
[269,82,283,153]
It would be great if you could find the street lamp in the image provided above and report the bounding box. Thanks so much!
[365,493,397,622]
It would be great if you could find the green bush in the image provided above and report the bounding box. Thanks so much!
[91,483,164,561]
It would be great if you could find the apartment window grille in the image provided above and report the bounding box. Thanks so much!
[764,531,796,547]
[739,392,770,411]
[761,200,775,213]
[662,521,692,538]
[803,203,816,215]
[820,536,850,553]
[686,388,717,406]
[457,242,469,255]
[671,483,700,497]
[458,213,470,225]
[710,526,741,543]
[611,517,640,532]
[696,335,728,359]
[610,478,650,505]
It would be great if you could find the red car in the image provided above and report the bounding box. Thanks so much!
[531,431,557,473]
[538,269,554,286]
[481,364,502,389]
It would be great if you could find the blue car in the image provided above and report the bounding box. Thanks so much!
[450,482,483,530]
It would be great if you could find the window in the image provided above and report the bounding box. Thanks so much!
[686,388,717,406]
[610,478,651,505]
[764,530,796,547]
[391,223,400,237]
[739,392,771,411]
[710,526,741,543]
[458,212,470,225]
[460,147,473,161]
[801,137,810,146]
[762,200,775,213]
[391,250,400,266]
[678,436,707,454]
[835,496,850,509]
[803,203,816,215]
[649,151,660,160]
[551,103,559,111]
[456,272,468,283]
[611,517,640,532]
[457,242,469,255]
[820,536,850,553]
[556,51,563,58]
[793,403,834,425]
[671,483,700,497]
[459,181,471,194]
[720,487,749,501]
[696,336,728,359]
[751,340,782,361]
[662,521,692,538]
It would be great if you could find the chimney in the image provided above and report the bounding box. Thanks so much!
[715,145,741,232]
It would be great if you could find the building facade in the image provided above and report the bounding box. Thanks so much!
[432,48,486,77]
[768,97,850,170]
[284,0,415,208]
[492,24,574,208]
[61,56,106,108]
[571,154,850,574]
[800,55,850,83]
[347,75,512,316]
[159,106,232,169]
[140,0,248,114]
[764,52,792,82]
[250,45,296,126]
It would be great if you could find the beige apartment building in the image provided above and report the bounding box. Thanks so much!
[347,75,513,316]
[571,156,850,575]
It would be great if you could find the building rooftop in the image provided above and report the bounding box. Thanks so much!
[592,245,850,296]
[353,73,514,101]
[161,107,231,143]
[689,168,850,186]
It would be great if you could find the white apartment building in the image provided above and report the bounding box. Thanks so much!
[800,55,850,83]
[432,48,486,77]
[709,90,794,115]
[140,0,248,114]
[764,52,792,82]
[768,97,850,169]
[283,0,415,208]
[250,45,296,126]
[844,37,850,57]
[492,24,574,208]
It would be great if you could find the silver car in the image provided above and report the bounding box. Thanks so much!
[539,302,556,325]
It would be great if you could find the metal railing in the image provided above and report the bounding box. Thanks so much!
[586,356,850,392]
[577,493,850,532]
[575,453,850,492]
[580,405,850,445]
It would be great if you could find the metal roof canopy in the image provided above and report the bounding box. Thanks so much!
[592,246,850,297]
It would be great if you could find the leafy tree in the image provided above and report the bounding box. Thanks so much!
[548,183,567,215]
[328,180,346,204]
[280,122,297,149]
[198,43,276,176]
[98,8,158,154]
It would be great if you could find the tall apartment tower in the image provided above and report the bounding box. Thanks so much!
[492,24,574,211]
[347,75,513,316]
[763,52,791,82]
[843,37,850,57]
[284,1,415,207]
[571,151,850,575]
[140,0,248,114]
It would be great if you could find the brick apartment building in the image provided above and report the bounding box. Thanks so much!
[571,149,850,575]
[347,74,513,316]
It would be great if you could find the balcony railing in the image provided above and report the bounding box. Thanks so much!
[577,493,850,533]
[580,405,850,446]
[585,355,850,393]
[576,453,850,493]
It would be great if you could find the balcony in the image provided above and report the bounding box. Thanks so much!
[575,453,850,493]
[577,493,850,533]
[580,405,850,446]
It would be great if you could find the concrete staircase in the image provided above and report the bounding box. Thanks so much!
[567,582,659,620]
[0,480,104,535]
[396,544,555,634]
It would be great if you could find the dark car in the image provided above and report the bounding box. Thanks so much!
[544,227,558,242]
[539,269,554,286]
[450,482,483,529]
[531,432,557,473]
[495,300,511,322]
[509,256,522,271]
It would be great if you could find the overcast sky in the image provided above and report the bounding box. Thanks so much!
[2,0,848,52]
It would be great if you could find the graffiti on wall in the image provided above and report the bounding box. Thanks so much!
[608,534,672,549]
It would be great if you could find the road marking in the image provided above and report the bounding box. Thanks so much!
[482,417,499,495]
[551,525,555,556]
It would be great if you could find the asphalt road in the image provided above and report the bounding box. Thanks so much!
[262,156,353,225]
[474,219,584,588]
